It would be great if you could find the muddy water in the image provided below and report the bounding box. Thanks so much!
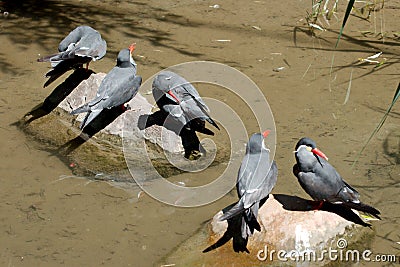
[1,0,399,266]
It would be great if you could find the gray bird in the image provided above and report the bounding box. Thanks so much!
[219,131,278,250]
[71,43,141,129]
[293,137,380,219]
[152,71,219,134]
[38,25,107,87]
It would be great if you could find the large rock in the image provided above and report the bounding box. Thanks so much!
[160,194,374,266]
[20,72,226,180]
[58,72,183,153]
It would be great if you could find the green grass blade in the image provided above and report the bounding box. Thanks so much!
[352,83,400,167]
[335,0,355,48]
[377,83,400,132]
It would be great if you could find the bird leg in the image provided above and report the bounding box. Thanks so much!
[312,200,325,210]
[120,103,131,112]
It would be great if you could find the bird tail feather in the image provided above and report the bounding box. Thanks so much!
[80,110,102,130]
[342,201,381,219]
[37,53,61,62]
[245,206,261,233]
[232,235,250,253]
[207,117,220,130]
[43,61,72,87]
[71,104,90,115]
[219,201,244,221]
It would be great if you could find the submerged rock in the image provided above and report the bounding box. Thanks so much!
[160,194,374,266]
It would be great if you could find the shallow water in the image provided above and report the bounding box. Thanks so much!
[0,0,399,266]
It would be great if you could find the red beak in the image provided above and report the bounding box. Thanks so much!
[167,90,180,103]
[311,148,328,161]
[129,43,136,53]
[262,130,271,138]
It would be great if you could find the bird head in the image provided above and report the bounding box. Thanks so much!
[152,72,181,103]
[117,42,137,69]
[128,43,137,66]
[294,137,328,160]
[246,130,271,154]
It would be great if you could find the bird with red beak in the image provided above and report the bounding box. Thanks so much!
[205,130,277,253]
[293,137,380,220]
[71,43,141,129]
[151,71,220,134]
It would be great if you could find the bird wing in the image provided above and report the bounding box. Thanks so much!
[72,68,140,115]
[76,74,141,129]
[328,179,360,204]
[315,161,362,203]
[96,71,141,110]
[296,159,360,203]
[238,151,273,192]
[218,199,245,221]
[179,99,206,120]
[237,152,276,209]
[70,74,112,114]
[58,26,106,60]
[181,83,209,111]
[220,153,273,221]
[58,26,88,52]
[296,170,327,201]
[79,110,101,129]
[179,96,220,130]
[162,104,184,117]
[74,36,107,60]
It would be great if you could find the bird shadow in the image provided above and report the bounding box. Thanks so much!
[273,194,370,227]
[13,65,127,155]
[361,103,400,164]
[19,68,94,125]
[203,197,269,254]
[138,110,208,159]
[58,105,127,155]
[382,129,400,164]
[202,203,250,254]
[203,193,370,253]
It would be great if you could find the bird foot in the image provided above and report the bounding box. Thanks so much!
[121,104,131,111]
[185,150,203,161]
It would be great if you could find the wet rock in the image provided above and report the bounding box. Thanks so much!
[160,194,374,266]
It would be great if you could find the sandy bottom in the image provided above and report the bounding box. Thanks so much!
[0,0,399,266]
